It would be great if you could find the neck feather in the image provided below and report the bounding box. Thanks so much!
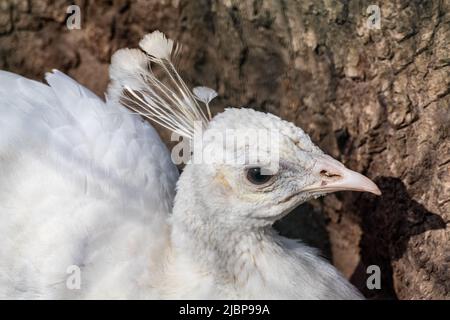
[170,166,279,283]
[170,213,278,285]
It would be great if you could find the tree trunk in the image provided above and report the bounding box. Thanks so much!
[1,0,448,299]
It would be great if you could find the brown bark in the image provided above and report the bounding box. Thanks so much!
[1,0,449,299]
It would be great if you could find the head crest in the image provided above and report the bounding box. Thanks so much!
[108,31,217,139]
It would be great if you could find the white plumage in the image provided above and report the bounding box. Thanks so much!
[0,69,178,298]
[0,31,381,299]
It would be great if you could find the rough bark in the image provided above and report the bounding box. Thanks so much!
[0,0,448,299]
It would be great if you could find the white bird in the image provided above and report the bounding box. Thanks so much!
[0,31,381,299]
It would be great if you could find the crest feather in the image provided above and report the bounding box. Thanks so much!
[193,86,218,105]
[110,48,148,80]
[193,86,217,120]
[139,31,174,60]
[107,31,216,139]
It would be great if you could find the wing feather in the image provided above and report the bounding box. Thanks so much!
[0,70,178,298]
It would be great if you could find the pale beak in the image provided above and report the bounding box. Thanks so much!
[303,155,381,196]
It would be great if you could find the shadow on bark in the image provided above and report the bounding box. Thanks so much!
[350,177,446,299]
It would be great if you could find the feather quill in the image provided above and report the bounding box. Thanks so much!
[193,86,217,120]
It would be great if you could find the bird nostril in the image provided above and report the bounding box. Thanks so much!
[320,170,341,179]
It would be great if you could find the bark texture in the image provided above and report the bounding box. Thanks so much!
[0,0,449,299]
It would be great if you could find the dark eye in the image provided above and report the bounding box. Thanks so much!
[246,167,273,185]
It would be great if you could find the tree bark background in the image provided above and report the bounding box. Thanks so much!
[0,0,448,299]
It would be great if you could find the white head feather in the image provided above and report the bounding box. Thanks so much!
[107,30,213,139]
[139,31,175,60]
[193,86,217,120]
[193,86,218,104]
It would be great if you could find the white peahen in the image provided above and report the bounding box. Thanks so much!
[0,31,380,299]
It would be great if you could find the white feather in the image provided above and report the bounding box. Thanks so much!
[0,70,178,298]
[193,86,217,120]
[109,49,148,85]
[139,30,174,60]
[107,31,210,139]
[193,86,218,105]
[107,49,148,102]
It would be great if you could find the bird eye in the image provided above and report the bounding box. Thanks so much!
[246,167,273,186]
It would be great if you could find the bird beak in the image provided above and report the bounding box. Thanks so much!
[302,155,381,196]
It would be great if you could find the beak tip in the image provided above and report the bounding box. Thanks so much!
[372,187,382,196]
[363,180,382,196]
[367,180,382,196]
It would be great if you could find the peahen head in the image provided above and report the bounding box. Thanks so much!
[176,107,380,230]
[108,31,381,230]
